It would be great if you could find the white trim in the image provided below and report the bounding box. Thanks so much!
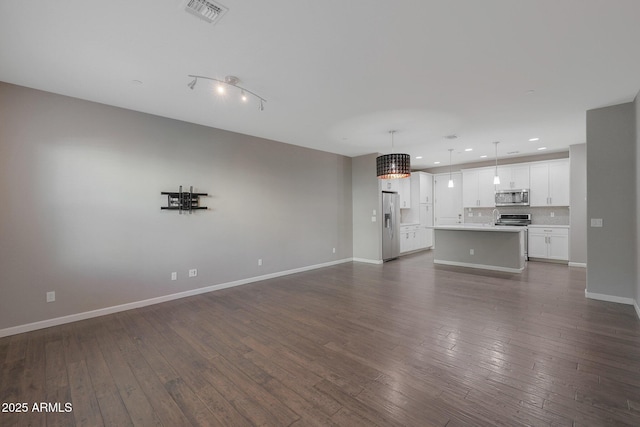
[568,262,587,268]
[0,258,353,338]
[635,300,640,320]
[584,289,636,306]
[352,257,383,265]
[433,259,524,274]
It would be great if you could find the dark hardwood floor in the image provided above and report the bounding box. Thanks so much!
[2,250,640,426]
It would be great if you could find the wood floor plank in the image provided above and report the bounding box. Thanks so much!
[2,251,640,426]
[93,322,164,426]
[75,330,134,427]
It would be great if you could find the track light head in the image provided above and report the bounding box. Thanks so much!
[187,78,197,90]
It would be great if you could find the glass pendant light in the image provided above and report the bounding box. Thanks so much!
[447,148,454,188]
[376,130,411,179]
[493,141,501,185]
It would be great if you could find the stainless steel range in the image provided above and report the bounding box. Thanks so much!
[496,214,531,259]
[495,213,531,227]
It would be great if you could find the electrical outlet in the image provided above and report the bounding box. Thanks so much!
[46,291,55,303]
[591,218,603,227]
[371,216,376,222]
[171,272,177,281]
[332,247,336,253]
[468,212,473,217]
[470,249,474,255]
[258,259,262,266]
[550,212,555,217]
[188,269,197,277]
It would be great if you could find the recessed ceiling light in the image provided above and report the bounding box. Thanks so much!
[525,90,536,95]
[131,80,143,85]
[464,148,473,152]
[444,134,458,140]
[416,156,423,159]
[529,137,540,142]
[537,147,547,150]
[434,161,441,165]
[480,155,487,158]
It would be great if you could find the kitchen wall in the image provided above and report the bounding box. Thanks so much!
[352,153,382,263]
[586,101,636,303]
[636,91,640,313]
[463,207,570,226]
[0,82,353,333]
[569,143,587,265]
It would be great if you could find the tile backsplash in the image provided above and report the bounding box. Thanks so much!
[464,206,570,226]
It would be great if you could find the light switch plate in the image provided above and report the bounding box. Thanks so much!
[590,218,603,227]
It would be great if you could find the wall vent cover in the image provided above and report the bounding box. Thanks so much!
[185,0,228,24]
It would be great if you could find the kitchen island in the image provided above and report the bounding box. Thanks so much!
[433,225,526,273]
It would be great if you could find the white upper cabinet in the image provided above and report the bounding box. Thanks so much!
[419,172,433,204]
[462,168,495,207]
[496,164,530,190]
[381,176,411,208]
[380,178,399,192]
[410,172,433,206]
[530,160,570,206]
[398,177,411,208]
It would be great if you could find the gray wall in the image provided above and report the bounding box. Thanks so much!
[0,82,353,330]
[569,144,587,264]
[586,102,636,300]
[636,91,640,305]
[351,154,382,262]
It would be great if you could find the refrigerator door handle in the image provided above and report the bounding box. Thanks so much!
[389,202,394,239]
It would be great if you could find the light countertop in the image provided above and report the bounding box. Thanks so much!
[433,224,525,232]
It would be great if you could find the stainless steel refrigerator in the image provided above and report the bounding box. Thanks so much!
[382,191,400,261]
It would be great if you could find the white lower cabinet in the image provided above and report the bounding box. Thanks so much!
[528,227,569,261]
[400,225,421,253]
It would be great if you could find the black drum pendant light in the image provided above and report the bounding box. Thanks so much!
[376,130,411,179]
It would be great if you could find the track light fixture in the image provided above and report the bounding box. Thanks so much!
[187,75,266,111]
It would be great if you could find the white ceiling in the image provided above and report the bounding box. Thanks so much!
[1,0,639,168]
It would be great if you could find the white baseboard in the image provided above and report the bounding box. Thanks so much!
[568,262,587,268]
[0,258,353,338]
[434,259,524,274]
[352,258,383,265]
[584,289,636,306]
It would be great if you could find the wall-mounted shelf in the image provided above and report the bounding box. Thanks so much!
[161,186,208,214]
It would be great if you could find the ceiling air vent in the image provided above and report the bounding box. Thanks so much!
[185,0,228,24]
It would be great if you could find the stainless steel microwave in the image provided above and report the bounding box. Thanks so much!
[495,189,529,206]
